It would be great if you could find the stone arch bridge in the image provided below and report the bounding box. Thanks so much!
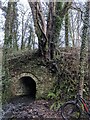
[7,50,56,99]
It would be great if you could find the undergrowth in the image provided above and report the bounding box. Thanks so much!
[47,79,89,110]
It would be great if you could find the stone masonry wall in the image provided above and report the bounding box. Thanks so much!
[7,51,56,99]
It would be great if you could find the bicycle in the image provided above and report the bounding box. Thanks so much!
[61,94,90,120]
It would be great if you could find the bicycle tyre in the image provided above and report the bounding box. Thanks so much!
[61,101,81,120]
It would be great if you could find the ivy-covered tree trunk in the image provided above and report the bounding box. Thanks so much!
[12,2,18,51]
[50,2,71,59]
[88,2,90,99]
[3,2,18,52]
[2,1,18,102]
[79,2,89,97]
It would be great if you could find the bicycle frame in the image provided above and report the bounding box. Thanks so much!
[76,95,90,116]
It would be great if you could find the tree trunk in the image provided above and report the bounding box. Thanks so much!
[2,1,18,102]
[21,17,24,50]
[28,2,47,59]
[79,2,89,97]
[88,2,90,99]
[65,11,69,47]
[46,2,55,60]
[28,1,71,60]
[12,2,18,51]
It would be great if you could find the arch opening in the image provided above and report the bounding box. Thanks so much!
[20,76,36,99]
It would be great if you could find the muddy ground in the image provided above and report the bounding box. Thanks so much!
[2,96,90,120]
[2,96,62,120]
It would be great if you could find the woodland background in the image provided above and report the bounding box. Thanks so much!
[0,0,90,105]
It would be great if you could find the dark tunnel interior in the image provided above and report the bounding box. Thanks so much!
[20,76,36,98]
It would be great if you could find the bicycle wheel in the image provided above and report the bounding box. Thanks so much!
[61,101,81,120]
